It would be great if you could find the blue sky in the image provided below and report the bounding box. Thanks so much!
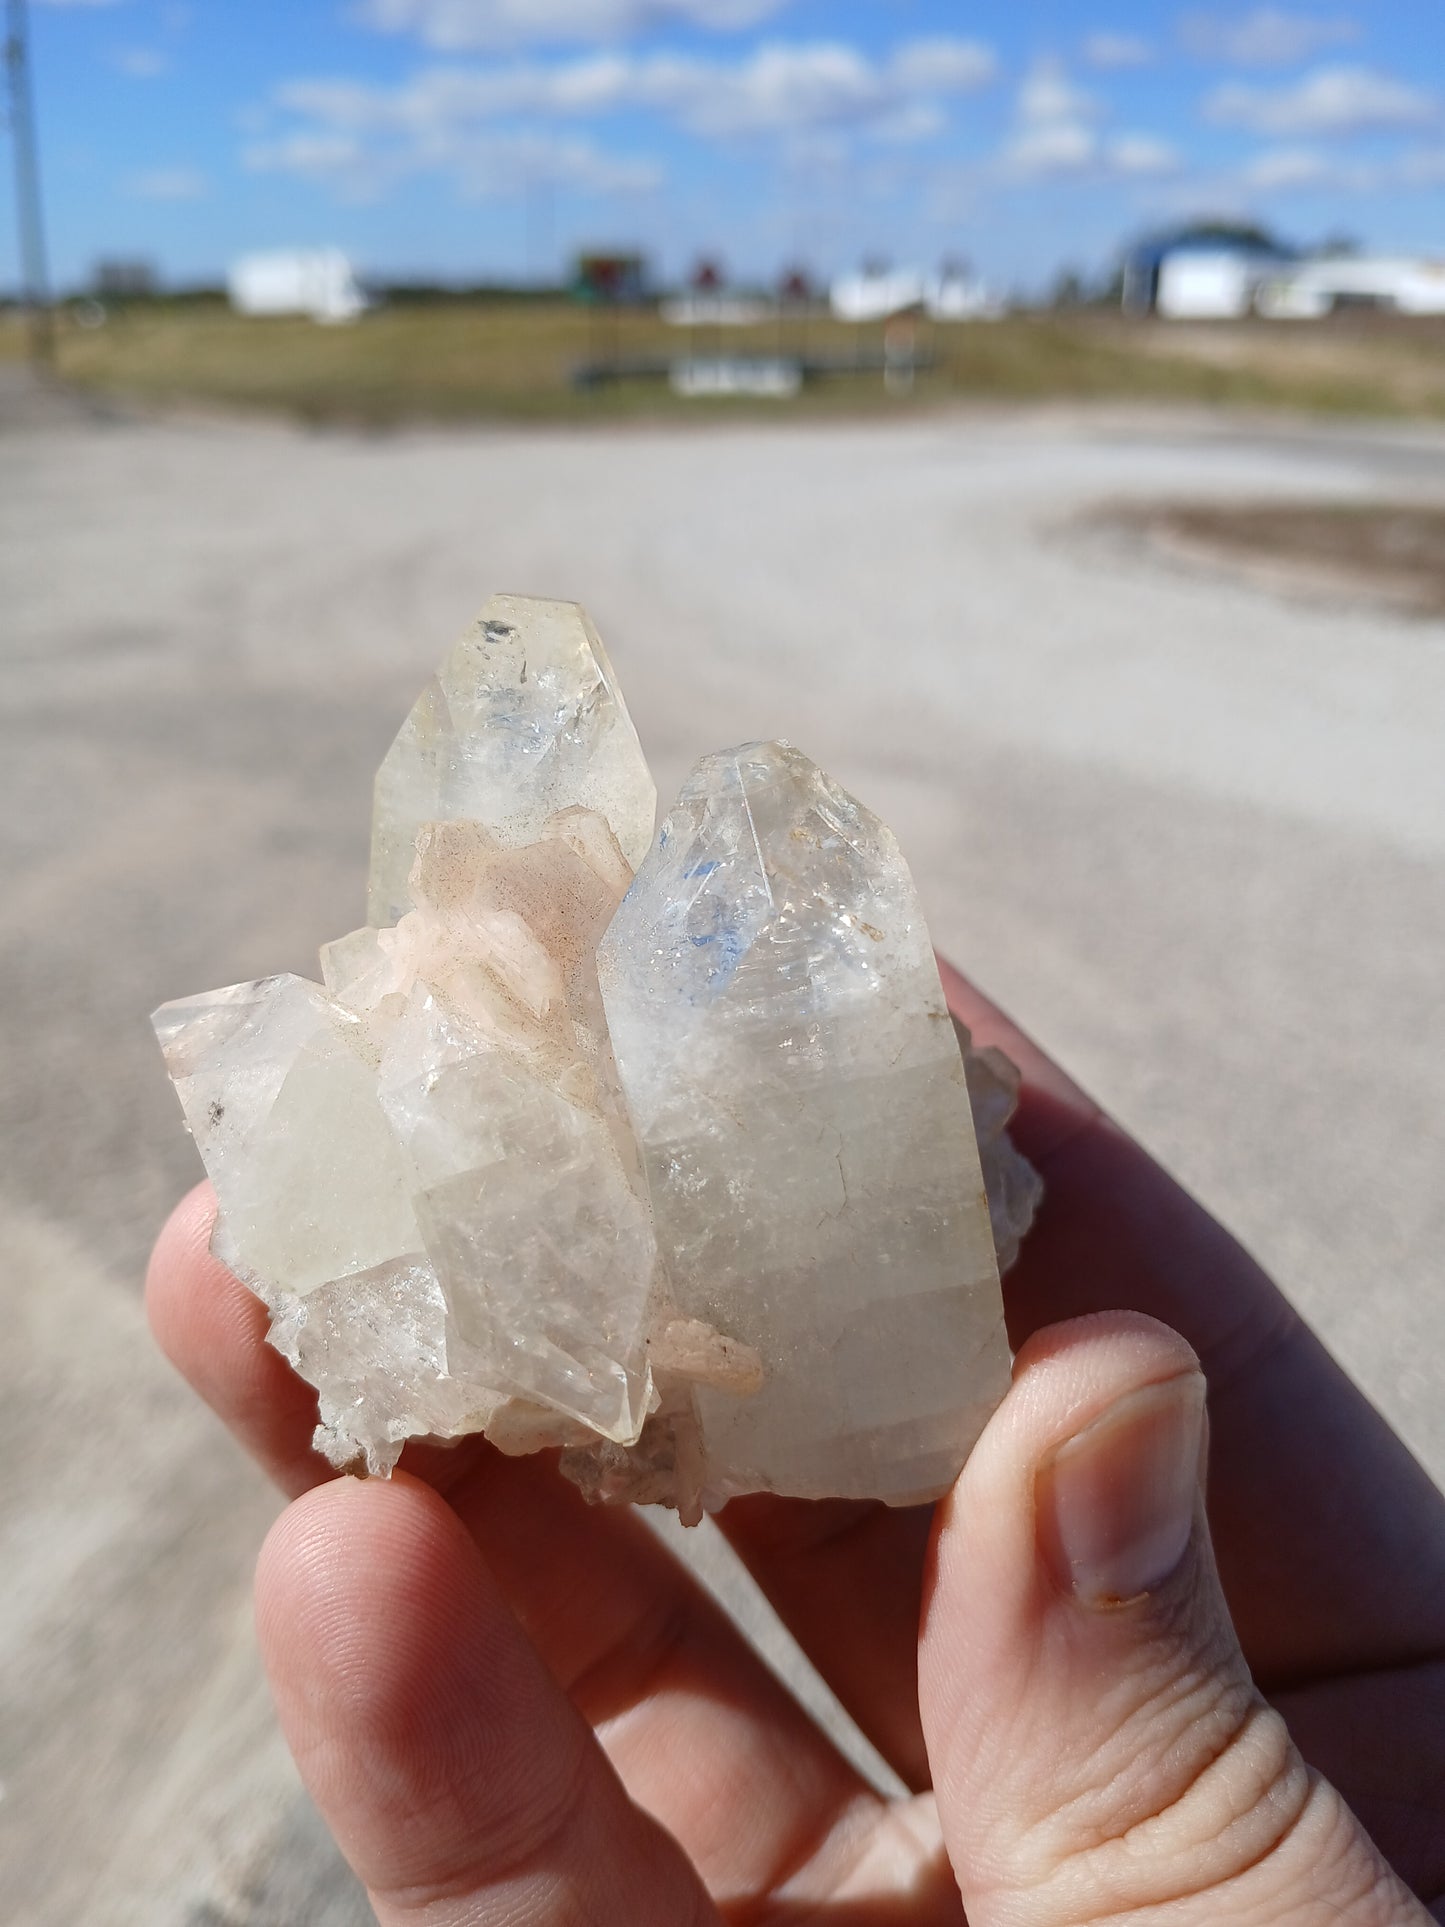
[13,1,1445,293]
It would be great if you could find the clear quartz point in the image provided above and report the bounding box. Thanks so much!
[368,593,656,926]
[152,601,1040,1512]
[591,743,1014,1511]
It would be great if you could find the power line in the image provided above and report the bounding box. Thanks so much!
[4,0,53,366]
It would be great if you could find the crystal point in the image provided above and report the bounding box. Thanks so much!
[595,743,1013,1507]
[368,593,655,926]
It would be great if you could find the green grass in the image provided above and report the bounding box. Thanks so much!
[5,298,1444,425]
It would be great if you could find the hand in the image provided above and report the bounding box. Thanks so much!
[147,962,1445,1924]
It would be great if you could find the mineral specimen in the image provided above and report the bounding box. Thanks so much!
[153,594,1041,1517]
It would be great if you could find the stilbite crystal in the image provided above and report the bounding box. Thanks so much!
[152,595,1041,1511]
[591,743,1014,1510]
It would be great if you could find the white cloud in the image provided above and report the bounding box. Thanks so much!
[1082,31,1154,70]
[354,0,791,50]
[889,37,998,93]
[113,47,170,78]
[998,58,1176,181]
[124,165,208,199]
[1108,133,1181,174]
[1001,58,1094,173]
[1006,121,1100,176]
[1017,57,1100,131]
[1180,9,1361,66]
[1398,146,1445,186]
[1240,143,1340,186]
[1206,64,1437,136]
[267,38,998,149]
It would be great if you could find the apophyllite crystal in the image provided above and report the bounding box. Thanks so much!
[153,595,1040,1519]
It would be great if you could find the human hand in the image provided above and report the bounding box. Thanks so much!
[147,962,1445,1923]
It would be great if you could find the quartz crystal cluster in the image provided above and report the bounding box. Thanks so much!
[154,595,1041,1519]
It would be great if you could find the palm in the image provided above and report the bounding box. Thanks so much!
[149,964,1445,1919]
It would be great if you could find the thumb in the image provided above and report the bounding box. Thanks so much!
[919,1311,1430,1926]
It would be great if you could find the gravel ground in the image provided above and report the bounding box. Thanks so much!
[4,370,1443,1923]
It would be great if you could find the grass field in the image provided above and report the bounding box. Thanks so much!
[5,297,1445,424]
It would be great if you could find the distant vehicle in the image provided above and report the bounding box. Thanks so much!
[1258,255,1445,319]
[228,249,368,324]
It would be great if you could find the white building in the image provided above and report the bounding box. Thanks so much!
[831,264,1003,324]
[924,268,1004,321]
[228,249,368,324]
[830,267,926,322]
[1258,255,1445,319]
[1155,247,1281,320]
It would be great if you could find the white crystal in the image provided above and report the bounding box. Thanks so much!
[368,593,656,926]
[153,597,1040,1510]
[592,742,1012,1511]
[153,975,424,1298]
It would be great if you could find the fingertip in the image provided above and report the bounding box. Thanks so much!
[1010,1310,1202,1404]
[255,1473,474,1731]
[925,1312,1208,1659]
[145,1179,221,1363]
[253,1474,652,1914]
[937,1313,1204,1574]
[146,1181,327,1495]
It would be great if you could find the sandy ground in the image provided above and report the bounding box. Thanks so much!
[3,370,1444,1923]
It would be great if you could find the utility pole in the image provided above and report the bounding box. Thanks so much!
[4,0,53,367]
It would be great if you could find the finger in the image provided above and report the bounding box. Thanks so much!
[715,1494,935,1788]
[146,1180,327,1497]
[150,1197,945,1906]
[919,1311,1431,1927]
[255,1474,718,1925]
[938,959,1445,1689]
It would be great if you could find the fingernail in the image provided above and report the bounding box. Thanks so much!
[1039,1373,1206,1609]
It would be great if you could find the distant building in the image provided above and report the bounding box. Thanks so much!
[573,252,648,304]
[228,249,367,323]
[831,261,1002,323]
[1122,222,1293,319]
[830,265,925,322]
[92,259,159,299]
[925,264,1004,322]
[1258,254,1445,318]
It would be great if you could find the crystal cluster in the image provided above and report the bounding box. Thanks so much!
[154,595,1040,1518]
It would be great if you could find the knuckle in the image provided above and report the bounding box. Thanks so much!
[1006,1673,1404,1925]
